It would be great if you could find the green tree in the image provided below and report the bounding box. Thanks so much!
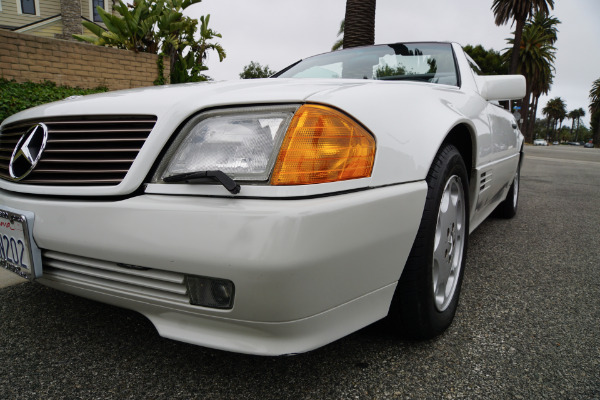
[374,65,407,79]
[463,44,508,75]
[504,12,559,142]
[543,97,566,142]
[525,13,559,139]
[342,0,376,49]
[74,0,225,83]
[332,20,344,51]
[533,116,551,140]
[590,78,600,146]
[239,62,276,79]
[168,14,226,83]
[541,105,552,139]
[492,0,554,74]
[567,109,578,136]
[567,108,585,142]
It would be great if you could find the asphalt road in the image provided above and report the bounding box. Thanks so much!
[1,145,599,399]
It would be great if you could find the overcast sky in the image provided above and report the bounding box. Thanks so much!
[186,0,599,127]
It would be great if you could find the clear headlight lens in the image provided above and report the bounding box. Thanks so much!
[155,105,298,182]
[155,104,376,186]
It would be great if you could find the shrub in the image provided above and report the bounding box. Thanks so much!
[0,79,108,124]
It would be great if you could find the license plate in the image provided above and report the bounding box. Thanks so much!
[0,207,41,281]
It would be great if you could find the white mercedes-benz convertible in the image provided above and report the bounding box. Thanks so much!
[0,42,525,355]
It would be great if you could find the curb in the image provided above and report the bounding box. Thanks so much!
[0,268,28,289]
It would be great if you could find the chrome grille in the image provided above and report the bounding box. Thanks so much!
[41,250,190,304]
[0,116,157,186]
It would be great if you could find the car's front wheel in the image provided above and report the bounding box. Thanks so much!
[391,144,469,339]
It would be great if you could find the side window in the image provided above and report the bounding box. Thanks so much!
[93,0,104,22]
[21,0,35,15]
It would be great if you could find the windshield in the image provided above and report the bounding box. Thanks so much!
[275,42,458,86]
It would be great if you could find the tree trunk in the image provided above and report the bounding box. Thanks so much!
[569,119,574,137]
[593,115,600,147]
[528,95,539,140]
[557,119,564,142]
[522,82,533,142]
[510,16,526,75]
[343,0,376,49]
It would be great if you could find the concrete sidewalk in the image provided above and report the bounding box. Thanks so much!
[0,268,27,288]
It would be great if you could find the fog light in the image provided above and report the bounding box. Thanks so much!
[185,276,235,309]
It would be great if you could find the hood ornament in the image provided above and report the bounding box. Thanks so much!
[9,123,48,181]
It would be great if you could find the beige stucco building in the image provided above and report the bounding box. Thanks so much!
[0,0,113,40]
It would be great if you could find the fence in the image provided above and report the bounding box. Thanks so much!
[0,29,169,90]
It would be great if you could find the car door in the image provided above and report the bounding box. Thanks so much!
[486,102,520,207]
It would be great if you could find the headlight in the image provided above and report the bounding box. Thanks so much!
[154,104,376,186]
[155,105,297,182]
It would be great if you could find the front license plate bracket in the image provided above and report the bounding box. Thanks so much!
[0,206,42,281]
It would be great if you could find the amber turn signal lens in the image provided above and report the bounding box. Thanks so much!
[271,105,375,185]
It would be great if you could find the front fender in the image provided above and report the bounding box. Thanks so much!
[308,82,491,186]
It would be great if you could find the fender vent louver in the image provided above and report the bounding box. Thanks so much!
[479,171,492,192]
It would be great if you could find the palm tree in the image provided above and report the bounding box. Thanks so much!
[75,0,160,52]
[590,78,600,146]
[557,108,566,141]
[492,0,554,74]
[332,20,344,51]
[528,10,559,44]
[504,12,558,142]
[541,102,553,139]
[343,0,376,49]
[74,0,224,83]
[591,78,600,115]
[166,14,226,83]
[526,13,559,138]
[527,64,553,138]
[570,108,586,141]
[567,110,577,137]
[544,97,566,141]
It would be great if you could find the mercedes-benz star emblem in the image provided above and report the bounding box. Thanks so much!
[9,123,49,180]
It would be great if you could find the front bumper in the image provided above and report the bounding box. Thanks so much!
[0,182,426,355]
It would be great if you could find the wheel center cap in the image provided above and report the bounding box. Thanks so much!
[447,226,455,261]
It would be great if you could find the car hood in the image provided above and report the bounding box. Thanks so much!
[2,79,374,126]
[0,79,384,196]
[0,78,465,197]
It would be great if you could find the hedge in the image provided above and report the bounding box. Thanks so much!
[0,79,108,125]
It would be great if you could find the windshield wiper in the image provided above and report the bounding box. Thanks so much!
[163,170,241,194]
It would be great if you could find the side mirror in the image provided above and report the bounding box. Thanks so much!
[477,75,526,101]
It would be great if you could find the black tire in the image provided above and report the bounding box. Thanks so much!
[390,144,469,339]
[494,160,520,219]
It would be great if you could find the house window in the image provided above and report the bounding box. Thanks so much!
[93,0,104,22]
[21,0,35,15]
